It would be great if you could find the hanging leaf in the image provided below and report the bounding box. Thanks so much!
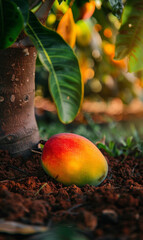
[12,0,29,26]
[115,0,143,72]
[26,12,82,124]
[0,0,24,49]
[57,8,76,48]
[108,0,123,19]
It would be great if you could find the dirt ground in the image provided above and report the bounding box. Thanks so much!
[0,146,143,239]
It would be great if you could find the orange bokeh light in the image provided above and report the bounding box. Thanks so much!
[103,43,115,56]
[94,23,102,32]
[85,68,95,80]
[103,28,112,38]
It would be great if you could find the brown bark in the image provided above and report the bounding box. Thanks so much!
[0,46,40,156]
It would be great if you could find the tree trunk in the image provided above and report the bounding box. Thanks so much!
[0,45,40,156]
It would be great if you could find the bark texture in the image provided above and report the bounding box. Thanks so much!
[0,46,39,156]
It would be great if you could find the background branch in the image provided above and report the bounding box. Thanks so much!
[29,0,42,10]
[35,0,55,25]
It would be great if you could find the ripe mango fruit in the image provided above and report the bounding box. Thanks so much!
[41,133,108,186]
[76,20,91,47]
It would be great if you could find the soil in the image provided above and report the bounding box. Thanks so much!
[0,147,143,240]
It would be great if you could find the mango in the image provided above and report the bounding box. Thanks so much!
[41,133,108,186]
[76,20,91,47]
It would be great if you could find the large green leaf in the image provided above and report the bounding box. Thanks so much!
[0,0,24,49]
[26,12,82,124]
[12,0,29,26]
[115,0,143,72]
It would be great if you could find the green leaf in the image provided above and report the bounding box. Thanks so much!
[12,0,29,26]
[26,12,82,124]
[126,136,133,147]
[115,0,143,72]
[96,143,113,156]
[129,42,143,72]
[108,0,123,19]
[0,0,24,49]
[25,225,88,240]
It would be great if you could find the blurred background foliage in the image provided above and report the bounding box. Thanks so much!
[35,0,143,158]
[35,0,143,105]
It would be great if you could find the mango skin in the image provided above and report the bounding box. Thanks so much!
[41,133,108,186]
